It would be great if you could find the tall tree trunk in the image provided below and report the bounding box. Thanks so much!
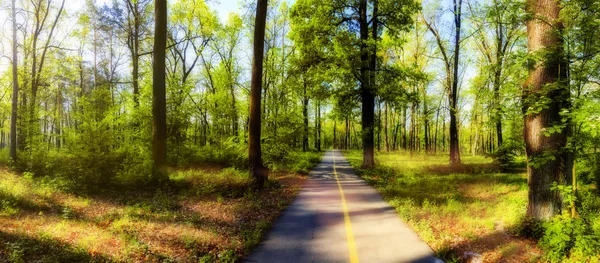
[10,0,18,161]
[423,89,429,153]
[442,112,446,152]
[132,1,140,107]
[132,46,140,106]
[152,0,168,180]
[360,0,375,167]
[449,0,463,166]
[345,117,350,149]
[333,120,337,149]
[230,84,238,138]
[317,100,321,151]
[410,98,416,152]
[302,81,309,152]
[493,14,505,148]
[249,0,268,187]
[524,0,569,220]
[493,64,504,149]
[314,100,318,150]
[377,100,381,152]
[434,107,439,153]
[56,87,62,149]
[402,106,407,150]
[385,102,389,152]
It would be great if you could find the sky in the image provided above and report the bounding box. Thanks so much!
[210,0,246,22]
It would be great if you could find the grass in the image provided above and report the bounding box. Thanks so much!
[0,151,323,262]
[343,150,543,263]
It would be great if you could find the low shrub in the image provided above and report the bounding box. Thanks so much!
[491,139,524,167]
[186,141,248,168]
[539,189,600,262]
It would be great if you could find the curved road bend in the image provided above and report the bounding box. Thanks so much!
[246,150,443,263]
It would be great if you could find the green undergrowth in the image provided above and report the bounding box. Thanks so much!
[0,142,321,194]
[536,188,600,263]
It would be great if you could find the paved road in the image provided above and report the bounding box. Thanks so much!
[246,150,442,263]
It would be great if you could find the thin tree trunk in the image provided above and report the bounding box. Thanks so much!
[385,102,389,152]
[314,100,318,150]
[333,120,337,149]
[315,100,321,151]
[230,84,238,138]
[423,89,429,153]
[434,107,439,153]
[56,87,62,149]
[402,106,407,150]
[132,1,140,107]
[10,0,18,161]
[302,79,309,152]
[345,117,350,149]
[377,100,381,152]
[449,0,463,166]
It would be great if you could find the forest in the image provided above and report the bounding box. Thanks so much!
[0,0,599,262]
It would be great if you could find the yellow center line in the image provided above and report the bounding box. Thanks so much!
[332,150,360,263]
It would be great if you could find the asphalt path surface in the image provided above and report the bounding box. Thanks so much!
[245,150,443,263]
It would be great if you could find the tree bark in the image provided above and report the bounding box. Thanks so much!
[361,0,376,167]
[317,100,321,151]
[249,0,269,187]
[377,100,381,152]
[10,0,18,161]
[385,102,389,152]
[493,61,504,148]
[449,0,463,166]
[152,0,168,179]
[345,117,350,149]
[302,79,309,152]
[132,1,141,107]
[333,120,337,149]
[523,0,569,220]
[402,106,407,150]
[423,88,430,153]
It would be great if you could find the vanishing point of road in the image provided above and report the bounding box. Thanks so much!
[246,150,443,263]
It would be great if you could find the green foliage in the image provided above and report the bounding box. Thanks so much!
[539,213,600,262]
[492,139,525,167]
[537,188,600,262]
[217,249,237,263]
[262,141,292,169]
[550,182,577,212]
[579,153,600,186]
[116,143,154,187]
[0,148,11,166]
[188,141,248,168]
